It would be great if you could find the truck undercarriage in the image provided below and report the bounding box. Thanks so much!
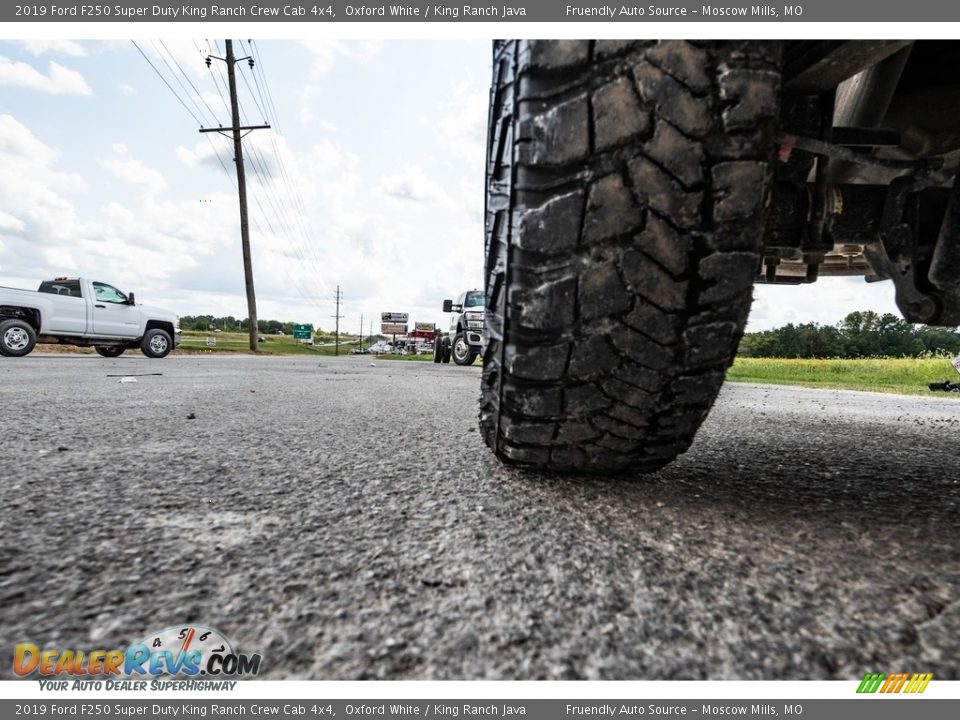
[766,40,960,325]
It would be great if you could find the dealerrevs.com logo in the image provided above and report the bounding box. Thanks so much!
[14,625,262,678]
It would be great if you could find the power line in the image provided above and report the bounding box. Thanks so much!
[241,40,272,126]
[243,42,328,292]
[150,40,213,127]
[197,40,231,117]
[214,51,325,307]
[159,40,220,125]
[131,40,203,127]
[215,40,331,312]
[235,100,329,300]
[250,40,284,135]
[203,135,236,188]
[237,56,268,122]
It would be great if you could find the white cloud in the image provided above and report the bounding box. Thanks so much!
[176,137,235,175]
[0,209,25,232]
[0,56,92,95]
[436,83,489,164]
[0,115,86,249]
[0,112,238,299]
[15,40,87,57]
[298,107,337,132]
[100,147,167,196]
[379,165,453,207]
[298,40,381,79]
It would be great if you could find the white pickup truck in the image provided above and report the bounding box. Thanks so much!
[0,277,181,358]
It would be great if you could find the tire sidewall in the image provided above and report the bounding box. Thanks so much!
[453,333,474,366]
[0,319,37,357]
[141,329,172,359]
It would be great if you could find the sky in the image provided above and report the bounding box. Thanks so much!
[0,39,902,333]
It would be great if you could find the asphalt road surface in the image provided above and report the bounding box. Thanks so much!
[1,354,958,680]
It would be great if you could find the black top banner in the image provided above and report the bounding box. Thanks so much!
[5,1,960,22]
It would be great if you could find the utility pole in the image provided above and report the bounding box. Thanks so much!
[331,285,344,356]
[201,40,270,352]
[359,313,364,351]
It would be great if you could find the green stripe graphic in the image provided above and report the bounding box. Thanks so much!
[857,672,886,693]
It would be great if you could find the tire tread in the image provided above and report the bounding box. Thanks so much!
[482,40,782,474]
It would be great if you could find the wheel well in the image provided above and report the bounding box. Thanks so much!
[0,306,40,332]
[144,320,174,338]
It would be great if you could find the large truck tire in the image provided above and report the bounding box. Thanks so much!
[481,40,783,474]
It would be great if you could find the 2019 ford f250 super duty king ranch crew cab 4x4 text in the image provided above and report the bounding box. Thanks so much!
[0,277,181,358]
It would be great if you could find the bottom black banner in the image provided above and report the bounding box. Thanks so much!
[3,700,958,720]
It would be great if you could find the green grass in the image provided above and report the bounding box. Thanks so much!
[180,334,957,395]
[727,357,960,396]
[178,331,360,356]
[177,331,450,361]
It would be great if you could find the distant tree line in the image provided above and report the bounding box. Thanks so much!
[179,315,384,343]
[180,315,294,334]
[738,311,960,358]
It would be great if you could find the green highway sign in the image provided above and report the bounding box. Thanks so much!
[292,324,313,340]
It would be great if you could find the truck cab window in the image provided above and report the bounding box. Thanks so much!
[93,283,128,304]
[38,280,82,298]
